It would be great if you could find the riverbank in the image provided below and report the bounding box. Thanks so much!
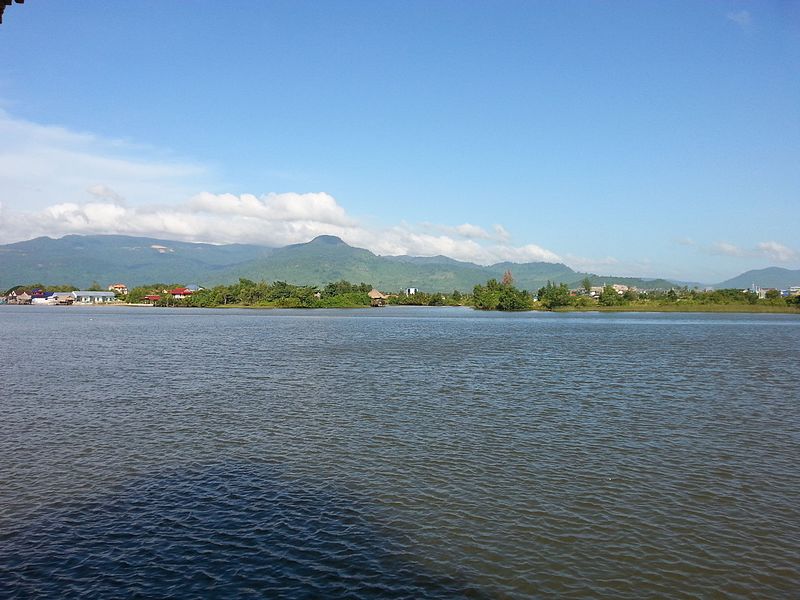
[5,301,799,315]
[550,303,800,314]
[141,302,800,314]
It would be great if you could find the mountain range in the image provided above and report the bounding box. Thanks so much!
[714,267,800,290]
[1,234,797,292]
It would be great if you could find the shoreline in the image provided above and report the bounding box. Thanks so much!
[4,302,798,315]
[549,303,799,314]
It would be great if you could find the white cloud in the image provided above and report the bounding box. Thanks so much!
[757,241,798,262]
[365,227,560,264]
[0,110,571,266]
[726,10,752,28]
[685,239,799,266]
[0,191,564,265]
[0,110,207,210]
[87,184,126,204]
[453,223,490,239]
[712,241,746,257]
[187,192,354,226]
[422,222,514,244]
[493,224,511,242]
[565,254,620,273]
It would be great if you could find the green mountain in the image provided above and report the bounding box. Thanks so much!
[0,234,271,290]
[1,233,684,292]
[230,235,501,291]
[715,267,800,290]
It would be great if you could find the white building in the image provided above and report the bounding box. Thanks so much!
[72,291,118,304]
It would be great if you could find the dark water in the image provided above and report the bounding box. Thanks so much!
[1,305,798,599]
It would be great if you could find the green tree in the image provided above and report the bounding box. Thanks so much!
[536,281,571,309]
[622,288,639,302]
[581,276,592,294]
[472,283,500,310]
[428,293,445,306]
[497,287,533,311]
[599,285,622,306]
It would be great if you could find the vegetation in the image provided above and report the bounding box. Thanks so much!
[472,274,535,311]
[539,285,800,313]
[125,279,375,309]
[387,290,463,307]
[536,281,572,309]
[7,277,798,314]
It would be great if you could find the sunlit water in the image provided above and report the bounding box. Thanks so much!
[1,305,798,598]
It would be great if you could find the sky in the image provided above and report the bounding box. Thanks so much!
[0,1,798,283]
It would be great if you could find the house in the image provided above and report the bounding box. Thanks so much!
[51,292,74,305]
[368,288,389,307]
[72,291,118,304]
[405,287,418,296]
[168,287,193,299]
[589,286,604,297]
[143,295,162,304]
[32,293,56,305]
[108,283,128,295]
[6,290,32,304]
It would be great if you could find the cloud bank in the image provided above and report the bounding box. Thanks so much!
[684,239,800,264]
[0,109,207,210]
[0,110,564,266]
[0,189,561,266]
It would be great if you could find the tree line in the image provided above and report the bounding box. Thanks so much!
[8,276,798,312]
[535,280,800,310]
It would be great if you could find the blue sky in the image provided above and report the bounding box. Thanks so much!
[0,1,798,282]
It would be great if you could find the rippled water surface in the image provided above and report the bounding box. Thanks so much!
[1,306,799,598]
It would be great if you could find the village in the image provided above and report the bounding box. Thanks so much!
[2,284,198,306]
[3,279,799,308]
[0,283,399,307]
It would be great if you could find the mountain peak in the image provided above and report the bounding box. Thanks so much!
[308,235,347,246]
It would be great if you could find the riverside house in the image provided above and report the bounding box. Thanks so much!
[6,290,32,304]
[368,288,389,307]
[72,291,118,304]
[168,287,194,299]
[108,283,128,295]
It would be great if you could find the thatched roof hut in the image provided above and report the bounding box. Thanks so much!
[368,288,388,307]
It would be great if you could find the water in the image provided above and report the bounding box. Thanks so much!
[1,305,798,598]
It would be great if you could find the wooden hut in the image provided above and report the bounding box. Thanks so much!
[368,288,388,307]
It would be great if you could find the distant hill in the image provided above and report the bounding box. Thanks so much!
[1,233,683,292]
[715,267,800,290]
[227,236,640,291]
[0,235,271,290]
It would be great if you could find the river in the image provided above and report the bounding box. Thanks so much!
[1,305,798,598]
